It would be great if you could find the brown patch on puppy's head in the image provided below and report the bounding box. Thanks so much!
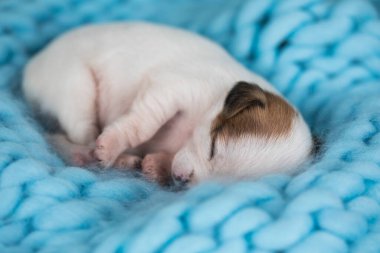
[210,81,296,159]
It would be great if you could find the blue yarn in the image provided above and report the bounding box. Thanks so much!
[1,0,380,252]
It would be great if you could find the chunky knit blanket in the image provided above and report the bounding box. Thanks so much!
[1,0,380,252]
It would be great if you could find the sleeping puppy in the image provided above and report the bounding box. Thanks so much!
[22,22,313,186]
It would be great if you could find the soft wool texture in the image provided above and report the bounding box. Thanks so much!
[1,0,380,252]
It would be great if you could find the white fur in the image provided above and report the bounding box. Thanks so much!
[23,22,312,184]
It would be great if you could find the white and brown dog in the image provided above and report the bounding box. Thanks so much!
[23,22,313,186]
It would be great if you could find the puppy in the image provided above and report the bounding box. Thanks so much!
[22,22,313,186]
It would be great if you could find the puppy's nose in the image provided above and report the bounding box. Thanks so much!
[173,174,189,184]
[172,171,193,186]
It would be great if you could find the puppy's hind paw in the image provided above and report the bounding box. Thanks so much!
[70,148,96,167]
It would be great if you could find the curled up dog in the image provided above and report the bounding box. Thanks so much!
[22,22,313,186]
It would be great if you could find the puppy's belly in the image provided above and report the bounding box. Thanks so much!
[133,112,193,156]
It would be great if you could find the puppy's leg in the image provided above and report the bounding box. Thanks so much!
[47,133,95,166]
[95,87,178,167]
[141,152,173,186]
[55,65,99,145]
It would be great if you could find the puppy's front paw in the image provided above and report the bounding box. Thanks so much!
[141,153,172,186]
[115,153,142,169]
[95,130,124,167]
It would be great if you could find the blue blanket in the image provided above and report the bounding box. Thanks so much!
[1,0,380,252]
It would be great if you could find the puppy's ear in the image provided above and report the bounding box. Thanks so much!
[222,81,267,119]
[210,81,296,159]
